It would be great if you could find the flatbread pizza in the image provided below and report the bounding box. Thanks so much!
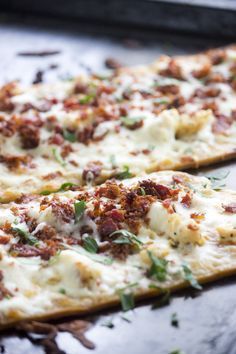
[0,46,235,200]
[0,171,236,329]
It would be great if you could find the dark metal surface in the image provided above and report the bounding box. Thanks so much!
[1,0,236,37]
[0,15,236,354]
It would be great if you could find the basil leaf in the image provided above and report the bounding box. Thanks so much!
[147,251,168,282]
[117,283,138,312]
[52,148,66,167]
[121,116,144,128]
[109,154,117,168]
[83,237,98,254]
[62,243,113,265]
[79,94,95,104]
[12,227,39,246]
[169,350,184,354]
[63,130,77,143]
[115,165,132,180]
[101,319,114,329]
[110,229,143,247]
[151,290,171,309]
[182,263,202,290]
[59,288,66,295]
[40,182,77,196]
[206,170,230,191]
[74,200,86,222]
[171,312,179,328]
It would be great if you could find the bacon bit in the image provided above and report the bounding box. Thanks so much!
[201,101,219,113]
[51,201,75,223]
[110,243,132,260]
[222,203,236,213]
[42,171,63,181]
[0,234,10,244]
[207,49,226,65]
[106,208,124,222]
[0,82,16,112]
[82,162,102,182]
[73,82,88,94]
[187,223,199,231]
[181,193,192,208]
[192,63,211,79]
[61,143,73,158]
[48,133,64,145]
[18,124,40,149]
[190,212,205,221]
[159,59,183,80]
[172,175,184,184]
[194,87,221,99]
[212,114,232,134]
[78,125,94,145]
[15,194,37,204]
[162,199,175,214]
[105,57,122,70]
[98,218,118,239]
[35,225,57,241]
[0,117,16,137]
[96,182,121,199]
[156,84,180,95]
[10,244,56,260]
[0,154,33,170]
[139,180,171,200]
[205,72,226,84]
[171,95,185,108]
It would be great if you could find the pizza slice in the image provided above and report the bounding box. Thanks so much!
[0,171,236,329]
[0,45,235,200]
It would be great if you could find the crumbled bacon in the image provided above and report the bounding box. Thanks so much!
[162,199,175,214]
[0,154,33,170]
[192,63,211,79]
[0,117,16,137]
[0,82,17,112]
[51,200,75,223]
[96,182,122,199]
[159,59,183,80]
[10,243,57,260]
[190,212,205,221]
[73,82,88,94]
[172,175,184,184]
[0,234,10,244]
[156,84,180,95]
[82,162,102,182]
[18,124,40,149]
[212,114,232,134]
[98,218,118,240]
[205,72,226,84]
[110,243,131,260]
[139,180,171,200]
[78,126,94,145]
[181,192,192,208]
[194,87,221,99]
[222,203,236,213]
[48,133,64,145]
[105,58,122,70]
[207,49,226,65]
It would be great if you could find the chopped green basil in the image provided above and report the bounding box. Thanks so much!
[59,288,66,295]
[12,227,39,246]
[52,148,66,167]
[62,243,113,265]
[147,251,168,282]
[101,318,114,329]
[182,263,202,290]
[109,154,117,168]
[79,94,95,104]
[74,200,86,222]
[149,286,171,309]
[171,312,179,328]
[117,283,138,312]
[206,170,230,190]
[115,165,132,180]
[169,350,184,354]
[48,250,61,265]
[110,229,143,247]
[40,182,77,196]
[63,130,77,142]
[83,237,98,254]
[121,116,144,128]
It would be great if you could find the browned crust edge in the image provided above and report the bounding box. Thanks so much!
[1,265,236,331]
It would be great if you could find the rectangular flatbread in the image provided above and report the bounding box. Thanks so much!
[0,171,236,329]
[0,45,235,200]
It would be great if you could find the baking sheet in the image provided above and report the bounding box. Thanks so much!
[0,14,235,354]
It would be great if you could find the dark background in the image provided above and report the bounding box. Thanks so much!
[0,2,236,354]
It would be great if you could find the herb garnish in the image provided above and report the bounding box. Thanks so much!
[40,182,77,195]
[121,116,144,127]
[109,154,117,168]
[52,148,66,167]
[182,263,202,290]
[171,313,179,328]
[110,229,143,247]
[117,283,138,312]
[101,318,114,329]
[59,288,66,295]
[62,244,113,265]
[206,170,230,190]
[149,285,171,309]
[74,200,86,222]
[63,130,77,143]
[83,237,98,254]
[169,350,184,354]
[147,251,168,282]
[12,227,39,246]
[79,94,95,104]
[115,165,132,180]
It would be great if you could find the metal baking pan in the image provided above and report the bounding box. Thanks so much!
[0,12,235,354]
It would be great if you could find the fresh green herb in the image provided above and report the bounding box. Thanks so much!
[115,165,132,180]
[62,243,113,265]
[154,98,169,105]
[101,318,114,329]
[149,287,171,309]
[12,227,39,246]
[120,314,132,323]
[206,170,230,190]
[83,237,98,254]
[110,229,143,247]
[63,130,77,143]
[74,200,86,222]
[147,251,168,282]
[117,283,138,312]
[40,182,77,196]
[52,148,66,167]
[59,288,66,295]
[121,116,144,128]
[171,312,179,328]
[182,263,202,290]
[4,294,11,300]
[79,94,95,104]
[169,350,184,354]
[138,187,146,196]
[48,250,61,265]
